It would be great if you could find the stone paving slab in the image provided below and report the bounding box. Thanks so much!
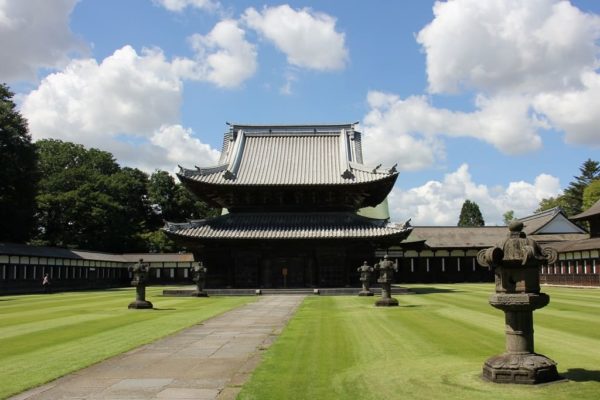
[10,296,304,400]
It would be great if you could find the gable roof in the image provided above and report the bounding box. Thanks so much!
[517,207,586,235]
[178,123,397,187]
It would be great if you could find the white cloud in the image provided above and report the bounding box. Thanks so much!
[20,45,220,173]
[153,0,219,13]
[174,19,257,88]
[372,0,600,166]
[389,164,562,225]
[361,91,542,169]
[533,70,600,147]
[21,46,181,142]
[243,4,348,71]
[151,124,219,168]
[417,0,600,95]
[0,0,86,82]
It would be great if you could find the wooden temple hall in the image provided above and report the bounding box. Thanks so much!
[165,123,412,288]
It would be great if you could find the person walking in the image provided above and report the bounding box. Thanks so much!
[42,273,51,293]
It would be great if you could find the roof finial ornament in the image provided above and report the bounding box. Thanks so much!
[388,163,397,174]
[372,164,382,173]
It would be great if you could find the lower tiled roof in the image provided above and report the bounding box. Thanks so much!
[165,212,411,240]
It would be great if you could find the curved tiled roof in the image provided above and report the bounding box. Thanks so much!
[178,124,397,186]
[164,212,411,240]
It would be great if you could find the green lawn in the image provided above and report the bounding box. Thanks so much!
[0,287,254,399]
[238,284,600,400]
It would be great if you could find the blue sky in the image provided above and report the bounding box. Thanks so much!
[2,0,600,225]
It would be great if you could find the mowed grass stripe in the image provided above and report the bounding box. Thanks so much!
[0,288,254,399]
[239,284,600,400]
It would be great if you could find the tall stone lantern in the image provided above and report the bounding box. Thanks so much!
[477,221,560,384]
[128,259,153,309]
[374,255,398,307]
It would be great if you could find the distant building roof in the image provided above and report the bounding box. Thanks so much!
[165,212,411,240]
[517,207,586,235]
[408,226,507,249]
[570,198,600,221]
[0,242,194,263]
[178,123,397,187]
[551,237,600,253]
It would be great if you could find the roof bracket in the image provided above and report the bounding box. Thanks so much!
[341,169,355,179]
[223,170,237,180]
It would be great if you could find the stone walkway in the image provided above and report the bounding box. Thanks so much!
[11,296,305,400]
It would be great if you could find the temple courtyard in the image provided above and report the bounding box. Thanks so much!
[1,284,599,399]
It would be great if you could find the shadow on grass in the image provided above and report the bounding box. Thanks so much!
[407,286,464,295]
[153,308,177,311]
[564,368,600,382]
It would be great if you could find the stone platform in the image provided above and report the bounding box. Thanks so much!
[163,286,413,297]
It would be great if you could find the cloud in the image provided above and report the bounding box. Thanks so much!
[243,4,348,71]
[0,0,87,82]
[389,164,561,225]
[417,0,600,95]
[174,19,257,88]
[361,91,542,169]
[21,46,182,142]
[369,0,600,168]
[20,45,220,173]
[151,124,219,168]
[153,0,219,13]
[533,70,600,147]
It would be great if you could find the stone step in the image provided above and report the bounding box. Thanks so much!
[163,287,413,296]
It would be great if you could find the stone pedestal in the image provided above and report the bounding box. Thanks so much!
[482,293,558,384]
[190,262,209,298]
[191,290,209,297]
[358,289,374,297]
[128,285,153,309]
[128,259,153,309]
[375,279,398,307]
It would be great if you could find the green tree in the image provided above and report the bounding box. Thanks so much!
[582,180,600,211]
[34,140,151,252]
[563,159,600,215]
[537,159,599,216]
[145,170,218,252]
[502,210,515,225]
[0,83,38,242]
[458,199,485,227]
[147,170,218,223]
[536,196,570,213]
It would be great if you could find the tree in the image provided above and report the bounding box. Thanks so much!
[145,170,218,252]
[562,159,600,215]
[536,195,570,213]
[502,210,515,225]
[0,83,38,242]
[33,140,151,252]
[458,199,485,227]
[537,159,599,216]
[582,180,600,211]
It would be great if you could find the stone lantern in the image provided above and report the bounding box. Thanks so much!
[374,255,398,307]
[128,259,153,309]
[357,261,374,296]
[477,221,560,384]
[190,262,208,297]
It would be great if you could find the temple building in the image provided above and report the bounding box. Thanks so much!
[165,123,412,288]
[542,199,600,286]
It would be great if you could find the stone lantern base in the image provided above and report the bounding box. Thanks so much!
[191,291,209,297]
[483,353,560,384]
[128,299,153,309]
[375,297,398,307]
[358,290,374,296]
